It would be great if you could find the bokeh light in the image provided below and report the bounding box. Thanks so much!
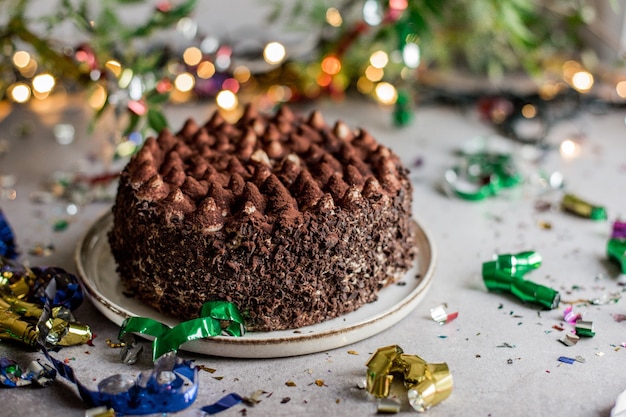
[197,61,216,79]
[222,78,240,93]
[521,104,537,118]
[174,72,195,92]
[321,55,341,75]
[571,71,594,92]
[616,81,626,99]
[13,51,31,68]
[263,42,286,65]
[365,65,384,82]
[402,43,420,68]
[357,76,374,94]
[216,89,238,110]
[32,73,55,94]
[559,139,581,158]
[369,50,389,69]
[105,60,122,77]
[375,82,397,104]
[363,0,383,25]
[183,47,203,66]
[326,8,343,27]
[88,84,107,110]
[233,66,251,83]
[10,83,31,103]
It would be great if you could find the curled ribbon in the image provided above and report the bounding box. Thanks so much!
[444,151,522,201]
[34,292,201,415]
[482,251,560,310]
[119,300,245,360]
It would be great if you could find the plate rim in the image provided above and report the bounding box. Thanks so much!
[75,210,437,356]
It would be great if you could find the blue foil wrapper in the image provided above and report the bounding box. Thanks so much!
[0,209,18,259]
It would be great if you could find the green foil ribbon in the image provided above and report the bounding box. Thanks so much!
[482,251,560,310]
[444,152,522,201]
[119,301,245,360]
[607,239,626,274]
[365,345,453,412]
[561,193,607,220]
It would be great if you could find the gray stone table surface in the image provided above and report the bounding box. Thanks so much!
[1,95,625,417]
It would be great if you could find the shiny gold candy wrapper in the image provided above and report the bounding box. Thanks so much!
[1,270,91,348]
[366,345,403,397]
[1,304,91,347]
[366,345,453,412]
[1,309,40,346]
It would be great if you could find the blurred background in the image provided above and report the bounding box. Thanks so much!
[1,0,626,155]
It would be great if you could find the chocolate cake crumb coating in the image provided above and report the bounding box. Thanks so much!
[108,105,417,331]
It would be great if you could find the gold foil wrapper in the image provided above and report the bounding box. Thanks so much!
[0,294,43,318]
[365,345,403,397]
[0,309,39,346]
[1,264,92,348]
[1,300,91,348]
[366,345,453,412]
[408,362,454,412]
[57,322,92,346]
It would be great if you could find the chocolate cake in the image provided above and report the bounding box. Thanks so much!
[108,105,416,331]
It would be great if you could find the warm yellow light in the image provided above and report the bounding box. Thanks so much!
[521,104,537,118]
[19,58,38,78]
[13,51,31,69]
[233,65,251,83]
[183,46,203,66]
[105,60,122,77]
[560,139,580,158]
[369,50,389,69]
[268,85,292,102]
[571,71,594,92]
[216,90,238,110]
[539,83,559,100]
[10,83,31,103]
[263,42,286,65]
[617,81,626,98]
[170,89,192,104]
[197,61,216,79]
[174,72,195,92]
[357,76,374,94]
[326,7,343,27]
[32,73,56,94]
[374,82,397,105]
[562,60,580,77]
[365,65,384,82]
[321,55,341,75]
[88,84,107,110]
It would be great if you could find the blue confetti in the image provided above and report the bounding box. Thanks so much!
[0,209,18,259]
[558,356,575,364]
[201,393,244,415]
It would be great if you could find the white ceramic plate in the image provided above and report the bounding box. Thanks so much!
[75,212,436,358]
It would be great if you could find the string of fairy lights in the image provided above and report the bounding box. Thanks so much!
[2,0,626,158]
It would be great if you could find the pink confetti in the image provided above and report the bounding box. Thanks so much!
[612,313,626,323]
[563,305,581,323]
